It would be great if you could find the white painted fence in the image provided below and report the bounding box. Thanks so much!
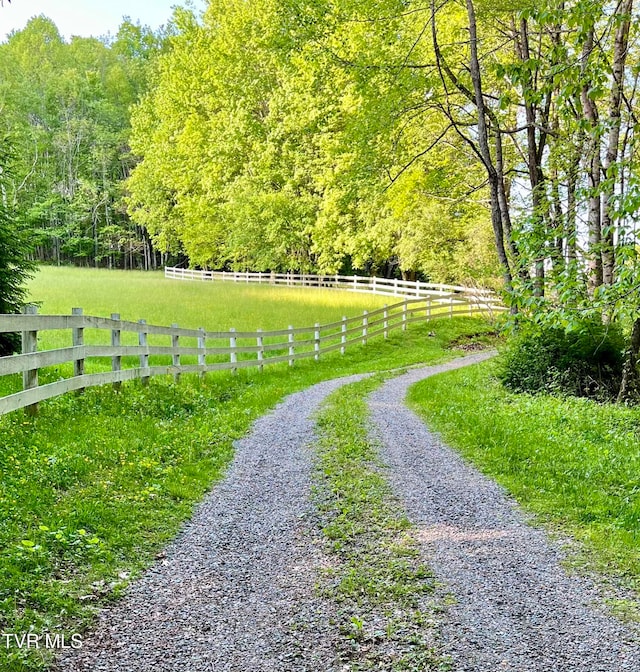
[164,267,502,306]
[0,294,501,417]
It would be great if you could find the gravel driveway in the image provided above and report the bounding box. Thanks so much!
[368,355,640,671]
[57,374,367,672]
[57,352,640,671]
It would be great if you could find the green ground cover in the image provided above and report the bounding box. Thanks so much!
[0,265,496,670]
[26,266,392,331]
[408,360,640,601]
[315,377,445,670]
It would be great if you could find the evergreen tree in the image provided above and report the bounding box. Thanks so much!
[0,141,35,355]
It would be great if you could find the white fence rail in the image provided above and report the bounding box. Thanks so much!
[0,295,502,417]
[164,267,502,306]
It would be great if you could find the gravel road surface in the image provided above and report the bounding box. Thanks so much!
[368,353,640,672]
[57,351,640,671]
[58,374,367,672]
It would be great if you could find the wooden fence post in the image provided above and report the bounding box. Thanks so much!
[230,328,237,375]
[257,329,264,372]
[362,311,368,345]
[341,317,347,355]
[288,326,294,366]
[171,323,180,383]
[314,323,320,361]
[111,313,121,391]
[402,298,408,331]
[383,305,388,339]
[21,305,38,417]
[139,319,149,386]
[198,327,206,379]
[72,308,85,392]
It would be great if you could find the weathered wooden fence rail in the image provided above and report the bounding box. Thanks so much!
[164,266,502,305]
[0,295,503,417]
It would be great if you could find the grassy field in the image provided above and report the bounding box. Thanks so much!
[408,360,640,607]
[26,266,392,331]
[1,265,497,670]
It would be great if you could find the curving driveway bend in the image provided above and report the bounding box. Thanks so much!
[369,358,640,671]
[57,352,640,671]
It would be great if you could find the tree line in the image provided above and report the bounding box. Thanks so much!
[0,16,167,269]
[4,1,640,393]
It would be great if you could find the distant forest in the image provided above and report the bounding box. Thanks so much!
[0,6,497,282]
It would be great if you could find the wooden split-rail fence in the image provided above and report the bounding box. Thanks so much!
[0,293,504,418]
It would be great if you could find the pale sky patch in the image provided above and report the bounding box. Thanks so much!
[0,0,206,41]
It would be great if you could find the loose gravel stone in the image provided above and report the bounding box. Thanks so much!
[57,374,366,672]
[368,352,640,672]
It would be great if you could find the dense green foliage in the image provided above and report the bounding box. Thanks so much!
[0,144,35,355]
[126,1,498,281]
[500,322,625,399]
[0,17,164,269]
[409,361,640,595]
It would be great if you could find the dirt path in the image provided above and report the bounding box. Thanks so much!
[368,359,640,671]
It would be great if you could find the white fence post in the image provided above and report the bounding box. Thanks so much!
[198,327,206,378]
[21,305,39,417]
[449,296,454,318]
[314,323,320,361]
[171,323,181,383]
[427,298,432,321]
[139,319,149,385]
[257,329,264,372]
[288,326,294,366]
[72,308,85,389]
[362,311,368,345]
[341,317,347,355]
[230,328,237,374]
[402,298,408,331]
[383,305,388,338]
[111,313,121,390]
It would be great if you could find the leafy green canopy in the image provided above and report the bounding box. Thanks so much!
[0,17,163,269]
[126,1,498,282]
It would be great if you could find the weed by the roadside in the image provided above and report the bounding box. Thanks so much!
[408,359,640,603]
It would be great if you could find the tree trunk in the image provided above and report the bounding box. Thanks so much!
[617,317,640,402]
[602,0,633,286]
[580,27,604,294]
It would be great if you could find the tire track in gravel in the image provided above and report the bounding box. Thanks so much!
[368,353,640,672]
[57,374,369,672]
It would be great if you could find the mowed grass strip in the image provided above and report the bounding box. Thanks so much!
[408,360,640,599]
[0,315,495,671]
[314,377,445,670]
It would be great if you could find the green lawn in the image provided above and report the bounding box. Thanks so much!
[26,266,391,332]
[408,359,640,601]
[1,265,496,671]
